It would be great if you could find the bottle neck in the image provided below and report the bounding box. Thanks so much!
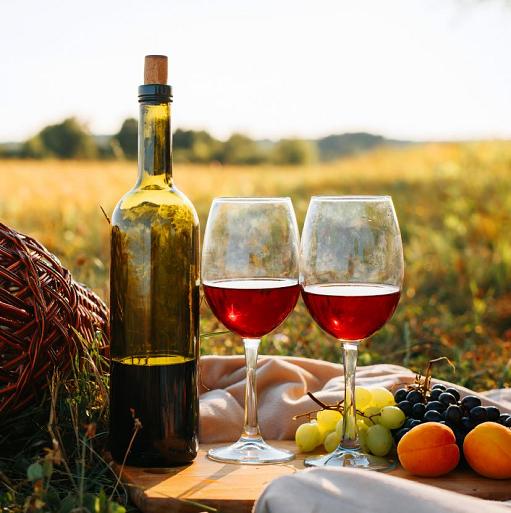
[136,102,172,187]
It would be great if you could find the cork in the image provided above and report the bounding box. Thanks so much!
[144,55,168,84]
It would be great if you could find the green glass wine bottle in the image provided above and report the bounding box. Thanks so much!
[109,55,200,466]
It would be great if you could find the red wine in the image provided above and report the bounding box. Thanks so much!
[203,278,300,338]
[301,283,400,340]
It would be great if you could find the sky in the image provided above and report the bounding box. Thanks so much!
[1,0,510,142]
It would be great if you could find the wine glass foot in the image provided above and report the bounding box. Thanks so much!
[207,437,295,465]
[304,448,396,471]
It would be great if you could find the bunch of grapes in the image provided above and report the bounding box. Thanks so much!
[393,384,511,450]
[295,382,511,458]
[295,386,406,457]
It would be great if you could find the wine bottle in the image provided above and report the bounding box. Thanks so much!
[109,55,200,467]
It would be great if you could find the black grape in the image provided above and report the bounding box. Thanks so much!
[439,392,457,406]
[406,390,423,405]
[431,384,446,392]
[485,406,500,422]
[469,406,488,423]
[403,418,415,429]
[429,389,442,401]
[461,416,474,431]
[425,401,446,413]
[445,405,462,425]
[411,403,426,420]
[445,388,460,401]
[452,428,466,448]
[461,395,481,412]
[498,414,510,426]
[398,400,412,416]
[394,388,408,403]
[424,410,443,422]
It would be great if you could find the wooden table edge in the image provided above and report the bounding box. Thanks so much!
[112,441,511,512]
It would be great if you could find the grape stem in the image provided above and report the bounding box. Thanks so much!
[404,356,456,402]
[306,392,341,411]
[292,392,343,421]
[292,392,377,422]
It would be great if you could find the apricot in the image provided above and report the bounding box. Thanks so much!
[397,423,460,477]
[463,422,511,479]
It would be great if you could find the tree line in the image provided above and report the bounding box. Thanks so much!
[2,117,317,166]
[0,117,398,165]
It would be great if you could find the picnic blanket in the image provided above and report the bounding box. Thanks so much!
[199,355,511,442]
[199,355,511,513]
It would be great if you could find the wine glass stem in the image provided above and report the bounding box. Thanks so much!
[242,338,262,439]
[340,342,360,450]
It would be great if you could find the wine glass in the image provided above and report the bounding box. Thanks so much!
[300,196,404,470]
[202,197,300,464]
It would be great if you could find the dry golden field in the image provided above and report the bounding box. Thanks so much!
[1,141,511,390]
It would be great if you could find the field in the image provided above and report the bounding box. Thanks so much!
[1,141,511,391]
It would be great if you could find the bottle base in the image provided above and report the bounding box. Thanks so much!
[111,450,197,468]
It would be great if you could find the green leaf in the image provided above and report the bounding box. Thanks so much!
[59,495,77,513]
[26,462,44,481]
[42,459,53,479]
[109,502,126,513]
[44,486,61,510]
[98,489,108,513]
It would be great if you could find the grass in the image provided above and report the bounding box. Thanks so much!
[0,333,131,513]
[1,141,511,390]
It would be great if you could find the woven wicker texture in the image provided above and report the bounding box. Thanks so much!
[0,222,109,416]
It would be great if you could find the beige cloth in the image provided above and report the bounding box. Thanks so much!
[199,355,510,443]
[254,467,511,513]
[482,388,511,410]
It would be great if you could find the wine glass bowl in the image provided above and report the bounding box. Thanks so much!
[202,197,300,464]
[203,278,300,338]
[301,283,400,341]
[300,196,404,470]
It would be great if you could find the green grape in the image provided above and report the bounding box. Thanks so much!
[316,409,342,432]
[324,431,341,453]
[357,419,369,433]
[369,387,395,409]
[295,422,321,452]
[362,406,382,426]
[317,422,331,443]
[359,429,370,453]
[366,424,393,456]
[355,386,372,410]
[321,429,335,444]
[379,406,406,430]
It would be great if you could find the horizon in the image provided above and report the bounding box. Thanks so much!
[1,0,511,143]
[3,124,511,147]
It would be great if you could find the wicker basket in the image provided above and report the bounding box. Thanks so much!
[0,222,109,416]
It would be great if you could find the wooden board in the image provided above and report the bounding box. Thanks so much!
[115,441,511,513]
